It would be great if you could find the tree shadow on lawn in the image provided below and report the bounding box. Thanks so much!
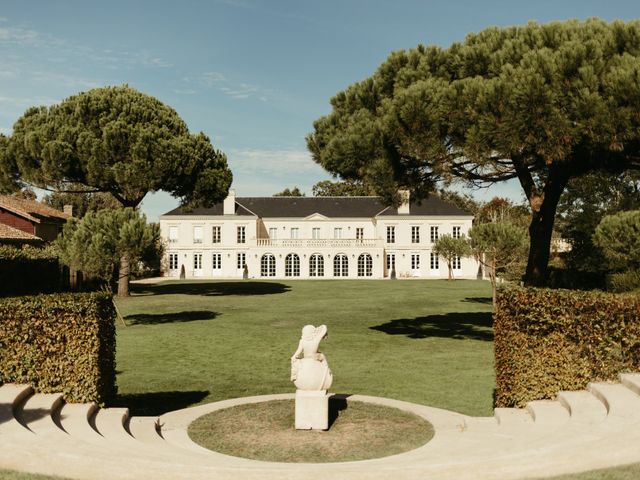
[124,310,219,326]
[113,390,210,416]
[462,296,493,305]
[370,312,493,341]
[130,281,290,297]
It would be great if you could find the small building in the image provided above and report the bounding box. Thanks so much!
[0,195,71,244]
[159,190,478,280]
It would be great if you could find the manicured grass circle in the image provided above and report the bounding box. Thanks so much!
[187,399,435,463]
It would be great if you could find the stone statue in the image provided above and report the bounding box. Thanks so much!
[290,324,333,391]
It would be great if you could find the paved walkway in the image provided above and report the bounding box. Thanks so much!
[1,373,639,479]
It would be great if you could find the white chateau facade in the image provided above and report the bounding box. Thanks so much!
[159,191,478,280]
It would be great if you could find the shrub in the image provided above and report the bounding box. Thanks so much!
[0,292,117,404]
[494,286,640,408]
[607,270,640,293]
[0,245,63,295]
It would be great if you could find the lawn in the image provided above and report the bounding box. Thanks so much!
[114,279,495,417]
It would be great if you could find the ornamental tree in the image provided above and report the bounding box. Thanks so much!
[0,85,232,209]
[432,234,471,281]
[55,208,161,296]
[307,19,640,286]
[469,222,528,303]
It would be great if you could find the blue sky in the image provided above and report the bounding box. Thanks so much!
[1,0,639,220]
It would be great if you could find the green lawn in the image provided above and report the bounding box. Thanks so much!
[114,279,495,416]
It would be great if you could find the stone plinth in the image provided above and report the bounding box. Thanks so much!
[295,390,329,430]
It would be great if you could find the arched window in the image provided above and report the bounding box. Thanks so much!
[261,254,276,277]
[309,253,324,277]
[285,253,300,277]
[357,253,373,277]
[333,253,348,277]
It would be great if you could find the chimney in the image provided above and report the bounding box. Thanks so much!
[223,189,236,215]
[397,190,410,215]
[63,204,73,218]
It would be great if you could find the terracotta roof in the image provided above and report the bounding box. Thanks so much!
[0,195,71,223]
[0,223,42,242]
[162,195,471,218]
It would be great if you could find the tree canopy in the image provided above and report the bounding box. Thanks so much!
[0,85,232,209]
[311,179,376,196]
[55,208,161,296]
[307,19,640,286]
[273,186,305,196]
[432,234,471,280]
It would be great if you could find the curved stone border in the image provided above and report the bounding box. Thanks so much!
[159,393,467,466]
[1,375,640,480]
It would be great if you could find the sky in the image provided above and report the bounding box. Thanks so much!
[1,0,639,221]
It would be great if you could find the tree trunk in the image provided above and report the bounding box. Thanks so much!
[490,256,497,304]
[447,261,453,281]
[117,255,130,297]
[523,168,570,287]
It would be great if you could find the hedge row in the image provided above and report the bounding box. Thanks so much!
[494,286,640,408]
[0,292,117,405]
[0,245,63,295]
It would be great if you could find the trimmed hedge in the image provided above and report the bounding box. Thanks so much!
[494,286,640,408]
[0,292,117,405]
[0,245,63,295]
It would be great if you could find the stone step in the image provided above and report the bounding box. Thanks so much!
[93,408,134,443]
[525,400,570,427]
[462,416,498,433]
[128,416,167,447]
[588,382,640,417]
[17,393,65,435]
[59,402,100,439]
[619,373,640,396]
[557,390,608,423]
[0,384,33,429]
[494,407,534,427]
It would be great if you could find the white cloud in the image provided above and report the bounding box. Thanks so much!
[183,71,267,101]
[0,26,39,46]
[30,70,101,89]
[0,95,59,109]
[227,148,324,177]
[173,88,197,95]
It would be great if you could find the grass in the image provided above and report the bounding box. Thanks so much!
[187,398,435,462]
[114,279,496,416]
[0,470,72,480]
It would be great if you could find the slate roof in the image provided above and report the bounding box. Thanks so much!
[0,195,71,223]
[162,195,471,218]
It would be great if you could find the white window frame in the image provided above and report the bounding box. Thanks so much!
[386,226,395,244]
[357,253,373,277]
[411,226,420,243]
[261,254,276,277]
[193,226,203,244]
[452,226,461,239]
[334,227,342,239]
[212,253,222,270]
[312,227,321,239]
[168,252,178,270]
[285,253,300,277]
[309,253,324,277]
[333,254,348,277]
[430,226,439,243]
[430,252,439,270]
[453,255,462,270]
[386,253,395,272]
[290,228,299,239]
[269,227,278,239]
[356,227,364,240]
[212,226,221,244]
[237,252,246,269]
[237,226,246,244]
[168,226,179,244]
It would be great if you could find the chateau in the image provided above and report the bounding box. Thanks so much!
[159,191,477,279]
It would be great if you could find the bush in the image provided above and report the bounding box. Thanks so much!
[546,266,606,291]
[0,292,117,404]
[0,245,63,295]
[607,270,640,293]
[494,286,640,408]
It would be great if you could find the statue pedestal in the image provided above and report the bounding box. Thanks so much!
[295,390,329,430]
